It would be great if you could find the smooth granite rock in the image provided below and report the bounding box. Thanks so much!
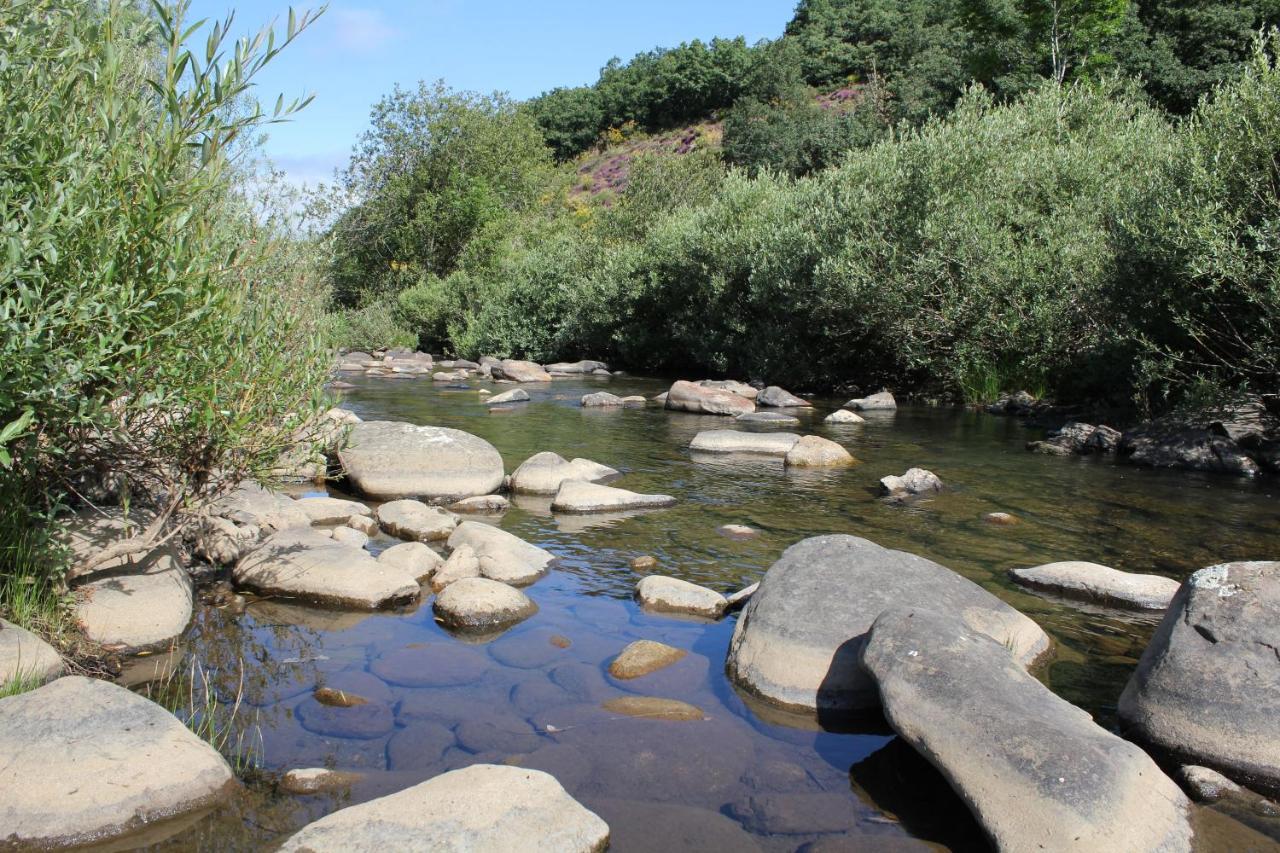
[509,451,619,495]
[485,388,531,406]
[294,497,373,525]
[550,480,676,513]
[824,409,865,424]
[608,640,687,679]
[0,618,63,687]
[234,529,418,609]
[784,435,856,468]
[376,499,458,542]
[447,521,556,587]
[73,554,193,651]
[879,468,943,496]
[689,430,801,456]
[492,360,552,383]
[339,421,505,501]
[434,577,538,632]
[377,541,443,582]
[844,391,897,411]
[1010,561,1180,611]
[757,386,812,408]
[636,576,727,619]
[666,380,755,416]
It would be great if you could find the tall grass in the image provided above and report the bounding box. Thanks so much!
[138,657,264,775]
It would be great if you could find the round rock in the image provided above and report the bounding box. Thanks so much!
[434,577,538,633]
[338,421,505,501]
[448,521,555,586]
[0,618,63,687]
[635,576,727,619]
[485,388,530,406]
[784,435,856,468]
[608,640,687,679]
[824,409,864,424]
[73,554,193,652]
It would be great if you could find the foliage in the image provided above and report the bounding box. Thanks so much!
[325,303,416,352]
[0,1,330,626]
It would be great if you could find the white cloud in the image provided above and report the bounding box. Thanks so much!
[332,7,397,53]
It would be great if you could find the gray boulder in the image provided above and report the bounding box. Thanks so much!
[636,576,727,619]
[1010,561,1179,610]
[294,496,372,526]
[1028,422,1122,456]
[234,529,419,609]
[546,360,609,375]
[376,499,458,542]
[735,411,799,425]
[844,390,896,411]
[550,481,676,513]
[430,543,482,592]
[330,526,369,548]
[277,764,609,852]
[784,436,856,468]
[492,359,552,382]
[1119,561,1280,796]
[1119,422,1259,476]
[338,421,505,501]
[862,607,1192,852]
[509,451,618,495]
[879,467,943,496]
[689,430,800,456]
[485,388,530,406]
[0,618,63,687]
[376,541,442,582]
[757,386,811,408]
[726,535,1050,716]
[447,521,556,587]
[448,495,510,513]
[73,553,193,652]
[434,577,538,633]
[0,677,234,848]
[210,482,310,534]
[666,380,754,416]
[824,409,864,424]
[581,392,624,407]
[698,379,759,399]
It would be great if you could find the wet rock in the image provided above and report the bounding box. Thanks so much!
[785,435,856,468]
[73,554,193,652]
[824,409,865,424]
[1119,421,1260,476]
[689,429,800,455]
[338,421,505,501]
[1010,561,1179,611]
[757,386,812,408]
[448,495,509,513]
[385,722,456,770]
[1119,561,1280,796]
[434,577,538,633]
[277,765,609,851]
[509,451,619,495]
[280,768,364,795]
[330,526,369,548]
[636,575,727,618]
[665,380,755,416]
[878,468,942,497]
[316,670,393,705]
[726,535,1050,716]
[844,390,896,411]
[295,496,372,525]
[377,541,442,582]
[296,695,395,739]
[376,499,458,542]
[430,544,482,591]
[0,618,63,687]
[630,555,658,570]
[717,524,758,539]
[736,411,800,425]
[485,388,531,406]
[234,529,418,609]
[551,480,676,513]
[492,359,553,383]
[602,695,706,721]
[0,677,234,848]
[608,640,687,679]
[448,521,555,586]
[983,511,1019,525]
[728,792,857,835]
[582,391,624,407]
[546,360,609,375]
[314,686,369,708]
[862,606,1192,852]
[371,643,490,688]
[699,379,759,399]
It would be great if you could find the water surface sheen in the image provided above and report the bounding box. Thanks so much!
[152,374,1278,851]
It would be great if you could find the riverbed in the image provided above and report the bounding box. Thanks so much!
[135,373,1279,850]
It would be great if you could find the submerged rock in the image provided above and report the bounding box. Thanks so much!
[824,409,864,424]
[376,541,442,582]
[338,421,505,501]
[376,499,458,542]
[862,606,1192,852]
[1010,561,1179,611]
[550,480,676,513]
[0,677,234,848]
[73,553,193,652]
[234,529,418,609]
[434,576,538,632]
[602,695,706,721]
[736,411,800,425]
[878,467,943,496]
[665,380,754,417]
[485,388,530,406]
[717,524,758,539]
[492,359,553,383]
[280,768,364,795]
[447,521,556,586]
[726,535,1050,716]
[1119,422,1260,476]
[608,640,687,679]
[294,496,372,526]
[636,575,727,619]
[983,511,1020,526]
[757,386,811,408]
[844,390,896,411]
[277,764,609,852]
[0,618,63,687]
[689,430,800,456]
[784,435,856,468]
[1119,561,1280,796]
[509,451,619,495]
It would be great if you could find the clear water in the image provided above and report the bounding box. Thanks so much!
[124,373,1280,851]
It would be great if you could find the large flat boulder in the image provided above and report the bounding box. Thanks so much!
[1010,561,1179,611]
[546,360,609,375]
[73,553,193,652]
[550,481,676,513]
[278,764,609,851]
[725,535,1050,716]
[211,482,311,532]
[636,576,727,619]
[234,529,418,609]
[0,618,63,687]
[486,388,530,406]
[492,359,553,383]
[689,430,800,456]
[376,499,458,542]
[1118,561,1280,796]
[509,451,618,495]
[666,380,754,416]
[698,379,759,400]
[294,496,372,526]
[448,521,556,587]
[0,677,234,847]
[862,607,1192,852]
[338,421,504,501]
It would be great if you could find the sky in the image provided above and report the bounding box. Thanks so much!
[186,0,799,188]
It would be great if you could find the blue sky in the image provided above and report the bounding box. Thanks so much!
[186,0,798,186]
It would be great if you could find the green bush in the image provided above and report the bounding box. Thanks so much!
[326,304,416,353]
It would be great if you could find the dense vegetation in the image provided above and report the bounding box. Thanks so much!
[0,1,330,635]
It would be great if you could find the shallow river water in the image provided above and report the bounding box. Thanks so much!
[126,373,1279,851]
